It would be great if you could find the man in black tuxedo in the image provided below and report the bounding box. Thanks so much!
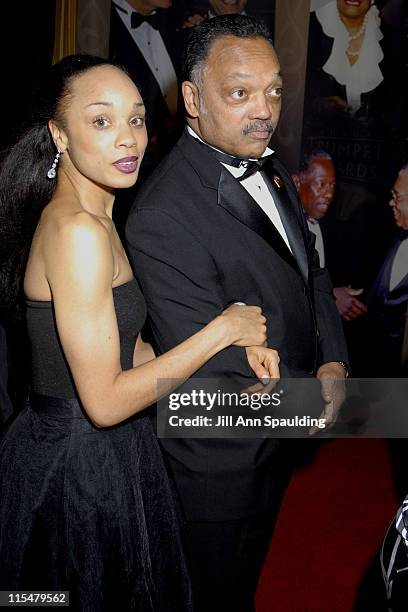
[126,15,348,612]
[109,0,182,168]
[109,0,183,236]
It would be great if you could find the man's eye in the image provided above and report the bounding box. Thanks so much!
[231,89,246,100]
[92,116,109,127]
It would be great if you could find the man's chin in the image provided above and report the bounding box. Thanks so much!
[238,141,271,160]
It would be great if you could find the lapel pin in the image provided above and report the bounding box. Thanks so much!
[273,175,282,189]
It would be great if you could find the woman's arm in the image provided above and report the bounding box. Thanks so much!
[44,214,269,427]
[133,334,155,367]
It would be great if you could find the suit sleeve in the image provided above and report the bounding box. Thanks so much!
[126,205,254,379]
[306,220,350,368]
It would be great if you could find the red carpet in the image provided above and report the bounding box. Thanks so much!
[256,439,400,611]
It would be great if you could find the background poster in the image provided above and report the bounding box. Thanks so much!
[301,0,408,288]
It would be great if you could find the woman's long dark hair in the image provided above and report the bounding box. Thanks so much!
[0,55,116,322]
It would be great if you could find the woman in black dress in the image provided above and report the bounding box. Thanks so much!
[0,55,280,610]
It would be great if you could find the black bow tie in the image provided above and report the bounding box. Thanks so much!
[237,159,272,181]
[131,11,159,29]
[194,138,273,180]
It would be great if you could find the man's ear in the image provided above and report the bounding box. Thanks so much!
[182,81,200,118]
[292,173,301,192]
[48,119,68,153]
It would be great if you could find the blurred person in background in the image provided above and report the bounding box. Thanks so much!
[357,164,408,376]
[182,0,248,29]
[303,0,407,300]
[110,1,184,191]
[110,0,185,235]
[293,150,368,321]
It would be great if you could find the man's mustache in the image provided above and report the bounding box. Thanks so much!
[242,122,275,135]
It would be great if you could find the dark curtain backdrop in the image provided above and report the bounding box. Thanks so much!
[0,2,56,415]
[0,3,56,151]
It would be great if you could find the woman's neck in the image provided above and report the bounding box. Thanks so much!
[339,11,367,34]
[55,170,115,219]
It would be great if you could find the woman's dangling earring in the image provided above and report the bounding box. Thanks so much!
[47,149,61,179]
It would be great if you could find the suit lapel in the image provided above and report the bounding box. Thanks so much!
[179,132,308,280]
[263,159,309,283]
[373,238,408,298]
[217,167,299,274]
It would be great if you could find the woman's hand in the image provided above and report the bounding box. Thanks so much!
[218,304,267,347]
[246,346,280,381]
[241,346,281,396]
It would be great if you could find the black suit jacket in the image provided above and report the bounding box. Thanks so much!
[126,131,348,521]
[366,235,408,372]
[109,4,182,136]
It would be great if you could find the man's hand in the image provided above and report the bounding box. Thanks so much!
[182,13,205,28]
[310,362,347,435]
[313,95,352,114]
[333,286,367,321]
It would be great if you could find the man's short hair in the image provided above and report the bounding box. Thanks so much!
[182,15,274,88]
[299,149,333,174]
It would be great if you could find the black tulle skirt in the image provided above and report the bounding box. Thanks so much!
[0,394,193,611]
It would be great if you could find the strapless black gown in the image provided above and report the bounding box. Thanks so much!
[0,279,192,611]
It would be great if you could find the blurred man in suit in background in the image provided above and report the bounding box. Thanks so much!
[110,0,183,235]
[293,150,368,322]
[110,0,182,170]
[362,163,408,375]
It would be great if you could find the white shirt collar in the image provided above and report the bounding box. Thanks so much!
[186,128,291,250]
[186,125,274,174]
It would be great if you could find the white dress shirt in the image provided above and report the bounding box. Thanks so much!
[187,126,292,252]
[390,238,408,291]
[307,218,325,267]
[112,0,178,114]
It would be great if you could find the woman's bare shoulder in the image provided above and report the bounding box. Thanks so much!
[41,199,109,240]
[40,200,113,284]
